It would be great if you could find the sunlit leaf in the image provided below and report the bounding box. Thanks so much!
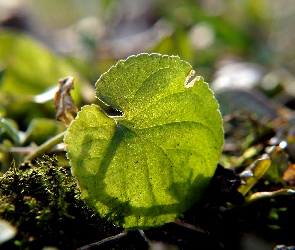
[238,156,271,196]
[264,146,289,184]
[244,188,295,205]
[65,53,224,229]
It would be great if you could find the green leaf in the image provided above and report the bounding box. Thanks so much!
[0,30,86,127]
[244,189,295,205]
[0,118,20,145]
[264,146,289,184]
[65,53,223,229]
[238,156,272,196]
[22,118,66,146]
[0,31,81,95]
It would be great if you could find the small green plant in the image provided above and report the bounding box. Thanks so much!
[64,53,224,229]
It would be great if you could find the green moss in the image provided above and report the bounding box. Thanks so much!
[0,155,120,249]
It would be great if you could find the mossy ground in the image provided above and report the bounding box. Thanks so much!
[0,156,121,249]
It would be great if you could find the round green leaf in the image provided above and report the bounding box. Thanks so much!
[65,53,223,229]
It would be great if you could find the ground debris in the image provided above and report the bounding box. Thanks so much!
[54,76,78,126]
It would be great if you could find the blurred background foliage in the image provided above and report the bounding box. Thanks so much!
[0,0,294,169]
[0,0,295,170]
[1,0,295,116]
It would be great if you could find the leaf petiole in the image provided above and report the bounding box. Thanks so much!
[23,131,66,162]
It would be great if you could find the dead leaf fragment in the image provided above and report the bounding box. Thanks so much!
[283,164,295,186]
[185,69,200,88]
[54,76,78,126]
